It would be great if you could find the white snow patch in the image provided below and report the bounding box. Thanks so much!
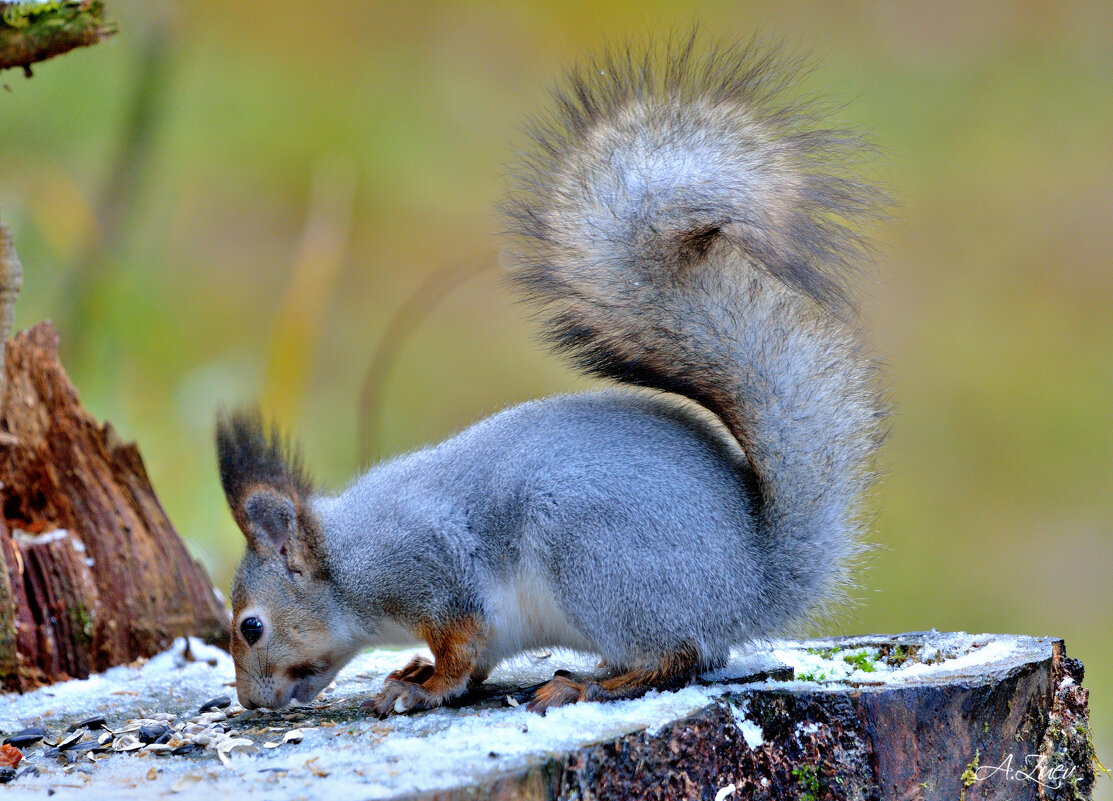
[896,637,1012,679]
[0,637,233,726]
[738,719,764,749]
[760,632,1028,691]
[728,700,763,749]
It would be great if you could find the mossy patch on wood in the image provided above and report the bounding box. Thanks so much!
[0,0,115,75]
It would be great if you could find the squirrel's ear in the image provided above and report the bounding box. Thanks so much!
[215,408,313,547]
[243,489,297,549]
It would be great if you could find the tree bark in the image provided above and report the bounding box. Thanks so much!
[0,323,230,690]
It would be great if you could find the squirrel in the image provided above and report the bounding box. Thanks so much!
[215,35,887,715]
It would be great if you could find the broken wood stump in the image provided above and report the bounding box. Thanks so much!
[0,323,230,690]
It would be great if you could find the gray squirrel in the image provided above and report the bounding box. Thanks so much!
[216,36,887,714]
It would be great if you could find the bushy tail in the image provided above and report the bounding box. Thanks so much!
[502,36,888,629]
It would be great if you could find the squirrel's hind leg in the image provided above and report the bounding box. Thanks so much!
[526,646,701,714]
[370,615,488,716]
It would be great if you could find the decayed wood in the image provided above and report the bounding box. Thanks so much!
[0,323,230,690]
[0,1,116,75]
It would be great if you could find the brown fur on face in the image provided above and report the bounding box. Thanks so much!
[218,411,365,709]
[229,529,365,709]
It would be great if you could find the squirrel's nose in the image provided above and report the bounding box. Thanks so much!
[236,687,261,710]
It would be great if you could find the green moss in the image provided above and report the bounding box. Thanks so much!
[67,603,94,649]
[842,650,878,673]
[791,764,822,801]
[1081,722,1112,781]
[2,1,81,30]
[797,670,828,682]
[959,750,980,801]
[880,643,920,667]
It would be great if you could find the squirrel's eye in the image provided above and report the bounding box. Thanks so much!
[240,616,264,646]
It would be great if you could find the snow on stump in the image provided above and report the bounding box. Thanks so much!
[0,323,230,689]
[0,631,1099,799]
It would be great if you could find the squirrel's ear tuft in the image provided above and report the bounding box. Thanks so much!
[215,408,313,543]
[243,489,297,549]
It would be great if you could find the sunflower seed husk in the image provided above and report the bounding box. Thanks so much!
[4,727,46,747]
[216,737,256,767]
[68,716,107,732]
[113,734,144,752]
[198,696,231,713]
[55,730,86,751]
[138,724,170,744]
[171,773,203,792]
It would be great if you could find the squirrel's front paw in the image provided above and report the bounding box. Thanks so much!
[385,655,435,684]
[370,678,443,717]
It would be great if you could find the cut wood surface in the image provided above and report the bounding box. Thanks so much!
[0,323,230,690]
[0,631,1099,800]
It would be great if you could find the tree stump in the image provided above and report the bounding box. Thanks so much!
[0,632,1096,799]
[0,323,230,690]
[392,632,1097,801]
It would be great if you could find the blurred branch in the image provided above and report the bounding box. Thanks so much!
[357,258,490,465]
[54,22,168,361]
[0,0,115,76]
[0,213,23,417]
[262,162,355,425]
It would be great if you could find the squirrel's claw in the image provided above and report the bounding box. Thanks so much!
[370,677,442,717]
[368,655,439,716]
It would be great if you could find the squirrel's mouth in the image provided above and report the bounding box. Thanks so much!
[285,658,333,704]
[291,680,318,703]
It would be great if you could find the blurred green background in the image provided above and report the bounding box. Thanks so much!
[2,0,1110,790]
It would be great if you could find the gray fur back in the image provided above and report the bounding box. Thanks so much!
[321,392,773,665]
